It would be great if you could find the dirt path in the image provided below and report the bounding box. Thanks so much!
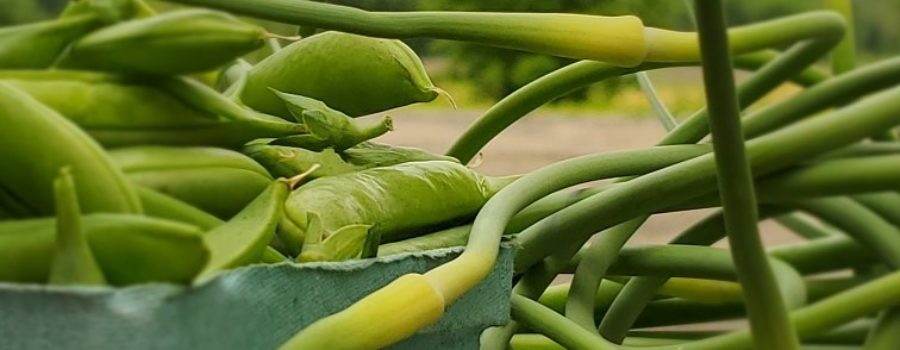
[375,109,799,247]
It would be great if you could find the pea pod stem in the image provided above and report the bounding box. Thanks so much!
[48,167,106,286]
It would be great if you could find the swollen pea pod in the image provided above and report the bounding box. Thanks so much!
[0,15,101,69]
[239,31,441,118]
[198,178,294,280]
[134,186,223,231]
[108,146,273,219]
[268,91,393,151]
[59,9,268,75]
[285,161,514,262]
[0,70,307,148]
[0,83,141,215]
[244,141,458,179]
[48,167,106,286]
[0,214,208,285]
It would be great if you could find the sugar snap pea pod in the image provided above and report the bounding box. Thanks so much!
[59,9,268,75]
[0,15,101,69]
[260,246,288,264]
[0,83,141,215]
[239,31,440,118]
[108,146,272,219]
[0,71,306,148]
[285,161,515,262]
[199,177,298,279]
[0,214,207,285]
[0,184,36,219]
[268,91,393,151]
[135,186,223,231]
[275,214,305,257]
[60,0,138,24]
[48,167,106,286]
[244,141,457,178]
[378,225,473,257]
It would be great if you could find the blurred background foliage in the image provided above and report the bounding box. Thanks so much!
[5,0,898,108]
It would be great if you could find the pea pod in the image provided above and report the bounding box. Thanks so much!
[0,214,207,285]
[0,15,101,69]
[60,0,139,24]
[0,83,141,215]
[198,178,292,279]
[268,91,393,151]
[0,71,306,148]
[0,184,35,219]
[48,167,106,286]
[59,9,268,75]
[135,186,223,231]
[259,246,288,264]
[284,161,514,262]
[244,141,458,178]
[377,225,472,257]
[239,31,440,118]
[108,146,273,219]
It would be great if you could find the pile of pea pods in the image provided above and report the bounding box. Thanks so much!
[0,0,501,288]
[4,0,900,349]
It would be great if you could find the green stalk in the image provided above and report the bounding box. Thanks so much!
[491,52,899,350]
[774,213,839,240]
[513,270,900,350]
[565,220,644,332]
[636,72,678,131]
[683,2,789,346]
[769,236,873,275]
[852,193,900,227]
[733,50,830,86]
[515,70,900,275]
[825,0,856,75]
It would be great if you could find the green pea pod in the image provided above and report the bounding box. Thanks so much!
[0,83,141,215]
[198,178,292,279]
[0,71,306,148]
[135,186,223,231]
[60,0,137,24]
[377,225,472,257]
[0,15,101,69]
[0,214,207,285]
[109,146,273,219]
[285,161,515,257]
[48,167,107,286]
[260,246,288,264]
[59,9,268,75]
[244,141,458,179]
[239,31,440,118]
[276,213,305,257]
[269,91,393,151]
[0,184,35,219]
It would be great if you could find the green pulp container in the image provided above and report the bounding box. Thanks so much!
[0,246,513,349]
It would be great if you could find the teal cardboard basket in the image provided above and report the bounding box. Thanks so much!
[0,246,513,349]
